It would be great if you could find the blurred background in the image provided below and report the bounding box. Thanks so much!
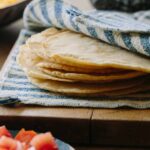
[91,0,150,12]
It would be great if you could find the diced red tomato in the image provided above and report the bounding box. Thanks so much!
[30,132,58,150]
[0,136,17,150]
[0,126,59,150]
[16,141,28,150]
[0,148,8,150]
[0,126,12,138]
[15,129,37,145]
[27,147,36,150]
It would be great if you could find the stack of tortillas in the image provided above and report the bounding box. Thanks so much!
[17,28,150,97]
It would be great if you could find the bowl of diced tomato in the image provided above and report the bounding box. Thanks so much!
[0,126,74,150]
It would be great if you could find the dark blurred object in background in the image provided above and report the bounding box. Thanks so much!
[0,0,31,27]
[90,0,150,12]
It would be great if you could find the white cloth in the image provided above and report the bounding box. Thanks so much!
[1,0,150,108]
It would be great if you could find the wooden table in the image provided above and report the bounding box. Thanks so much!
[0,1,150,150]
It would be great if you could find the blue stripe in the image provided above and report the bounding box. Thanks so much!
[121,33,137,52]
[87,27,98,38]
[0,99,20,105]
[24,32,33,38]
[10,62,18,70]
[66,7,81,32]
[104,30,117,45]
[11,67,23,72]
[39,0,52,25]
[1,88,74,99]
[70,15,80,32]
[11,56,16,61]
[83,15,119,28]
[19,32,31,39]
[29,4,40,22]
[5,80,31,85]
[8,74,27,79]
[54,0,66,27]
[18,93,78,99]
[3,86,46,92]
[140,34,150,55]
[19,94,58,99]
[20,31,32,38]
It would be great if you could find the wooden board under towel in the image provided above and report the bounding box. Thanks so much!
[0,0,150,148]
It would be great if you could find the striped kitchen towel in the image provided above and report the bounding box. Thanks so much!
[23,0,150,56]
[1,0,150,108]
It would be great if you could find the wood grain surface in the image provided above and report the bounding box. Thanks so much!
[0,0,150,149]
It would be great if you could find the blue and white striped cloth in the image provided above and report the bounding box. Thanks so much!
[1,0,150,108]
[23,0,150,56]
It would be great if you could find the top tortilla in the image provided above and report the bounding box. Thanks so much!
[27,28,150,73]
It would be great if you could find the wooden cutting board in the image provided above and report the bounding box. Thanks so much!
[0,0,150,148]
